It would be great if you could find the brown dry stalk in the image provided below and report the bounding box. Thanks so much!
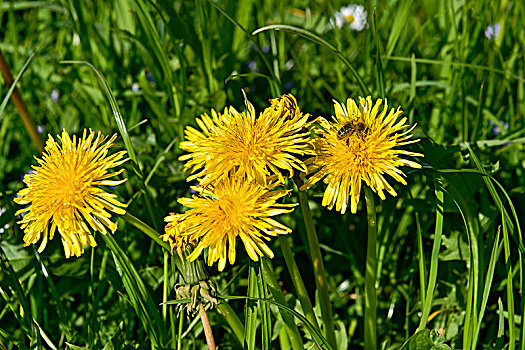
[0,49,44,153]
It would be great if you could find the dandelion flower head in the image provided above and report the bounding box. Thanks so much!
[15,129,128,258]
[179,95,313,186]
[171,176,296,271]
[302,96,422,214]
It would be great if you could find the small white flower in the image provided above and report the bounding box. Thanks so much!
[332,4,368,31]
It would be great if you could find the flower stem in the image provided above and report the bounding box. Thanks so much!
[162,251,168,321]
[261,258,304,350]
[296,188,337,349]
[199,303,216,350]
[278,236,320,331]
[364,186,377,350]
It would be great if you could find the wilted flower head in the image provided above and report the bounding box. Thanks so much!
[301,96,422,214]
[14,129,128,258]
[179,95,313,186]
[485,23,500,40]
[332,5,368,31]
[167,176,296,271]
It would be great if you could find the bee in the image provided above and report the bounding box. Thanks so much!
[337,120,369,141]
[271,94,298,119]
[282,94,297,118]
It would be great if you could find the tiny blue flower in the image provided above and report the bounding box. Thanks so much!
[491,125,499,135]
[132,82,140,92]
[37,125,46,134]
[262,44,270,53]
[247,61,257,71]
[484,23,500,40]
[284,81,293,90]
[146,71,157,84]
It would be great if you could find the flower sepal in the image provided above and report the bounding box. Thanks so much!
[174,279,218,317]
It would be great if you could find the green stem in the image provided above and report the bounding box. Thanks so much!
[216,303,245,345]
[163,251,168,321]
[278,236,320,331]
[364,187,378,350]
[244,261,258,349]
[503,206,515,350]
[257,261,271,350]
[297,190,337,349]
[261,258,304,350]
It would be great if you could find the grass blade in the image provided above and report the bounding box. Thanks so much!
[0,51,43,153]
[252,24,370,97]
[32,248,74,341]
[244,261,258,349]
[371,10,385,98]
[133,0,180,128]
[60,60,161,231]
[257,262,271,350]
[472,227,501,348]
[102,234,167,348]
[418,175,444,331]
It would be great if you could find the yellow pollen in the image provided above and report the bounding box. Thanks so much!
[218,195,245,226]
[345,14,355,23]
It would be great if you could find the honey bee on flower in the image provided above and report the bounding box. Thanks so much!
[302,96,422,214]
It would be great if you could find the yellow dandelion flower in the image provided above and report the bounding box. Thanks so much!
[14,129,128,258]
[301,96,423,214]
[173,176,296,271]
[179,95,312,186]
[161,213,195,257]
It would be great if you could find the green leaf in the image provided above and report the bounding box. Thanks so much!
[400,329,437,350]
[102,234,167,348]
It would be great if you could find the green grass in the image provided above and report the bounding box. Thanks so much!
[1,0,524,349]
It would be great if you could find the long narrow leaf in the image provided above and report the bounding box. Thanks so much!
[252,24,370,97]
[257,261,271,350]
[0,53,35,118]
[60,60,161,231]
[103,234,167,348]
[244,261,258,350]
[418,175,445,330]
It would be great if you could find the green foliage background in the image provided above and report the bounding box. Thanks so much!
[0,0,524,349]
